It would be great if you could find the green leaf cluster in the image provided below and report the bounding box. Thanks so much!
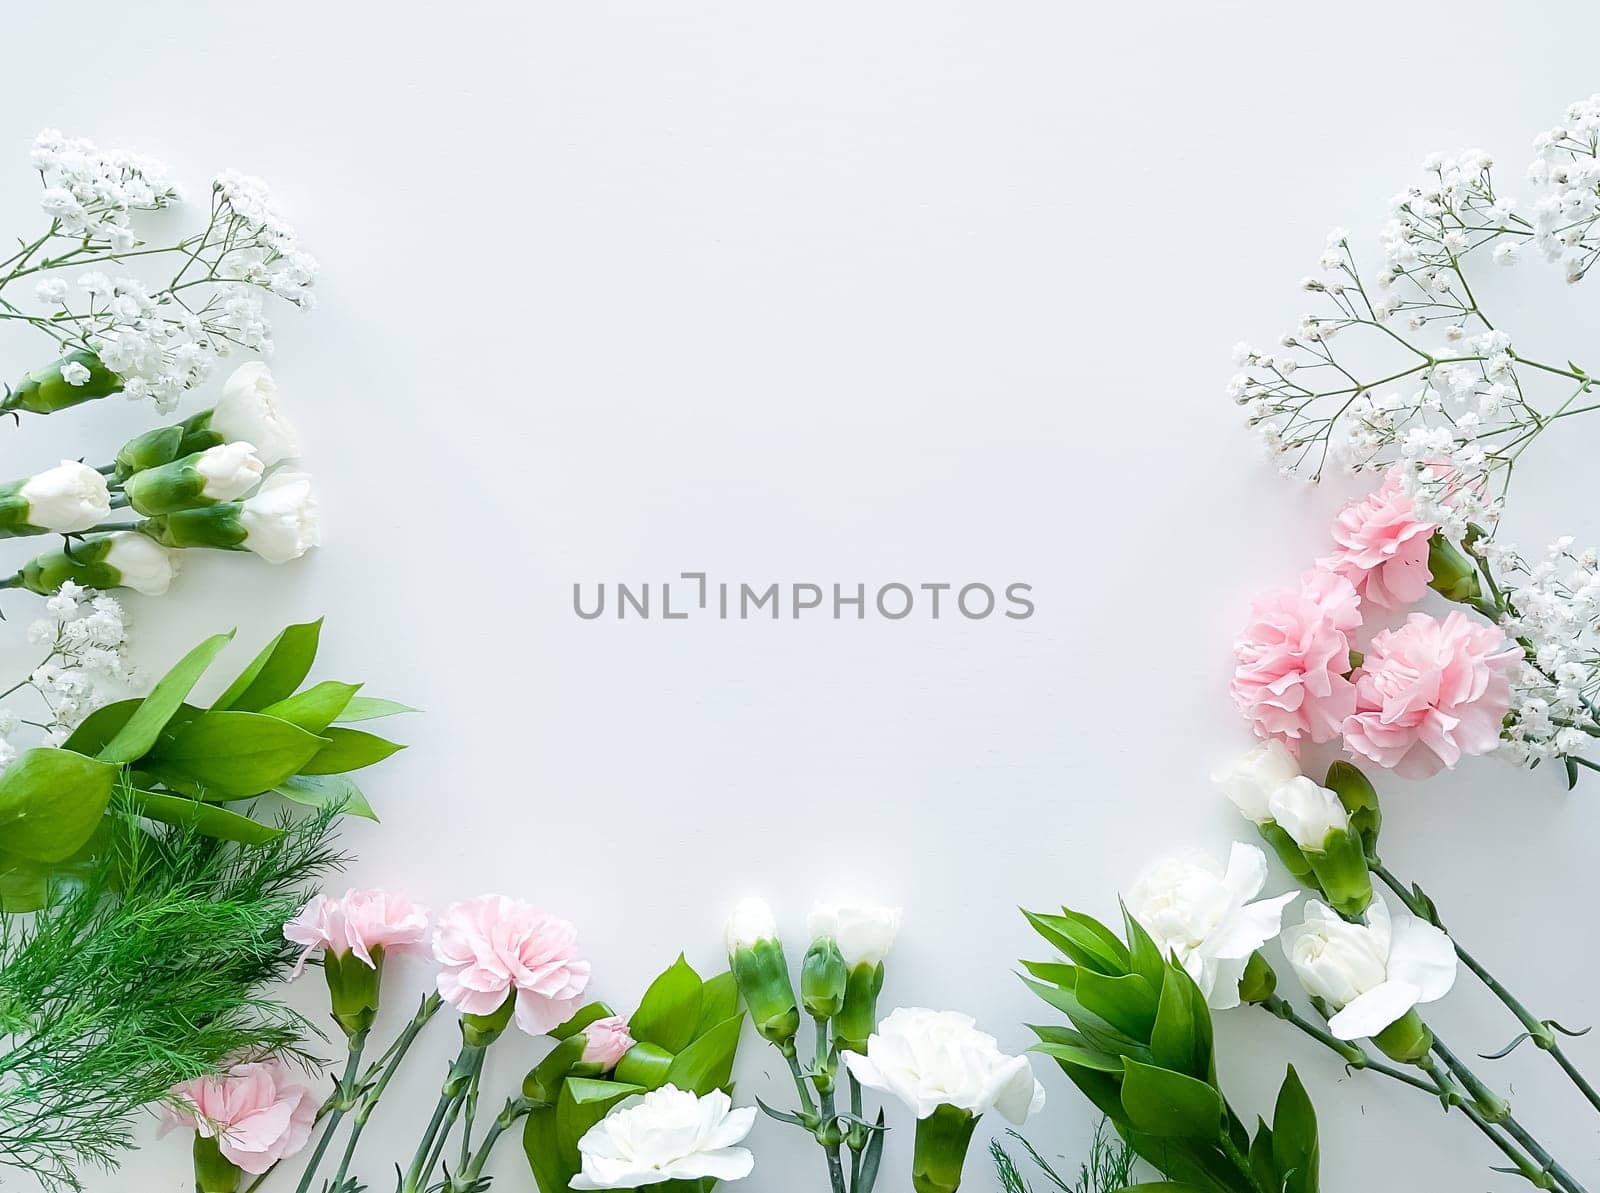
[1020,905,1319,1193]
[523,955,746,1193]
[0,619,414,911]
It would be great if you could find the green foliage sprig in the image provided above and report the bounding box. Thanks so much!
[991,1121,1136,1193]
[1020,904,1320,1193]
[0,799,346,1190]
[0,617,413,911]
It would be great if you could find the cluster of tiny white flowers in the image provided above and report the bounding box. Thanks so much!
[1475,537,1600,765]
[1528,94,1600,283]
[9,131,318,410]
[0,583,130,759]
[30,128,179,249]
[1376,150,1523,323]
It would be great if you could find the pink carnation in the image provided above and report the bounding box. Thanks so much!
[580,1014,636,1069]
[1231,569,1362,744]
[1343,610,1519,778]
[1318,467,1436,610]
[160,1061,318,1175]
[284,889,430,976]
[433,895,592,1035]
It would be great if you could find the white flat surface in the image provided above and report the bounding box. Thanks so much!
[6,2,1600,1190]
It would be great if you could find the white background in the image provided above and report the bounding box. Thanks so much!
[6,2,1600,1190]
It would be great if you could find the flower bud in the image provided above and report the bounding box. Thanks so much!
[211,363,301,466]
[1324,761,1382,858]
[124,443,264,515]
[0,461,109,536]
[801,937,848,1020]
[1267,777,1348,851]
[141,472,320,564]
[725,898,800,1051]
[1,350,122,415]
[580,1015,635,1070]
[1237,950,1278,1005]
[1427,533,1483,605]
[19,532,177,596]
[911,1104,979,1193]
[1213,740,1301,824]
[1268,778,1372,915]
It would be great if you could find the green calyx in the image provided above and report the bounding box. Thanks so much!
[730,937,800,1049]
[1427,532,1484,605]
[462,989,517,1047]
[192,1132,242,1193]
[1373,1009,1433,1066]
[2,350,122,415]
[1303,827,1373,918]
[912,1104,978,1193]
[142,504,247,552]
[19,537,121,594]
[801,937,847,1020]
[124,451,217,516]
[115,413,224,481]
[835,961,885,1054]
[324,946,384,1040]
[1255,820,1317,883]
[0,478,46,539]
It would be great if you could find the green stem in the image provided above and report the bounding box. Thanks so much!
[1373,863,1600,1117]
[1219,1133,1269,1193]
[1431,1035,1587,1193]
[1259,995,1436,1094]
[292,1030,367,1193]
[330,994,441,1191]
[458,1096,534,1185]
[848,1073,864,1191]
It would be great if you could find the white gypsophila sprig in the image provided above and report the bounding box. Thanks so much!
[1228,150,1592,535]
[1528,95,1600,283]
[1474,535,1600,769]
[2,131,318,412]
[1,583,131,756]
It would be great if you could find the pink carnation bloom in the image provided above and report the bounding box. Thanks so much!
[433,895,592,1035]
[1319,467,1436,610]
[160,1061,318,1175]
[1231,570,1362,744]
[1343,610,1519,779]
[581,1014,636,1069]
[283,889,430,976]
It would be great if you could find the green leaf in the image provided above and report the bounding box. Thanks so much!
[537,1078,644,1193]
[1122,900,1167,987]
[1024,908,1130,975]
[1118,1185,1213,1191]
[1076,968,1159,1042]
[1150,964,1200,1076]
[550,1001,619,1042]
[1272,1065,1319,1193]
[523,1034,588,1105]
[664,1012,744,1095]
[1021,977,1149,1059]
[147,711,328,799]
[0,748,118,862]
[212,619,323,712]
[98,631,235,764]
[62,699,140,755]
[1020,959,1079,988]
[1120,1058,1226,1140]
[1249,1118,1279,1192]
[274,773,378,820]
[631,955,704,1053]
[0,850,53,911]
[1031,1040,1125,1073]
[696,971,740,1033]
[335,696,419,723]
[127,789,284,845]
[298,728,404,776]
[262,681,361,733]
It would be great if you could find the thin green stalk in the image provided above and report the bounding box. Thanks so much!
[847,1073,864,1192]
[1259,995,1436,1094]
[329,994,442,1191]
[292,1030,367,1193]
[457,1096,534,1186]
